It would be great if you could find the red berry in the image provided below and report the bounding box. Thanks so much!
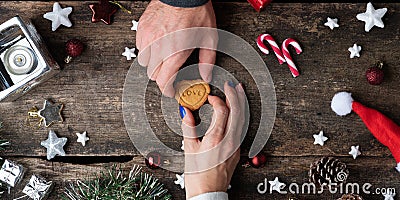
[249,153,267,168]
[66,39,84,58]
[145,151,162,169]
[366,67,384,85]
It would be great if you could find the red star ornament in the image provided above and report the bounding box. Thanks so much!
[89,0,118,25]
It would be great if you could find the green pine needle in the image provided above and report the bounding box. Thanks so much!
[63,165,172,200]
[0,139,10,151]
[0,122,9,151]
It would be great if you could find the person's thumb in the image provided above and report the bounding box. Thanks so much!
[199,49,215,83]
[181,106,199,152]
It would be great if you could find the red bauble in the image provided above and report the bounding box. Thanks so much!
[66,39,84,58]
[249,153,267,168]
[89,0,118,25]
[65,39,84,63]
[366,63,384,85]
[145,151,163,169]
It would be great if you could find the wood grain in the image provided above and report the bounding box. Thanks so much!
[0,1,399,200]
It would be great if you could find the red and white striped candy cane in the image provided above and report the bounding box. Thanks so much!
[281,38,302,77]
[256,34,286,64]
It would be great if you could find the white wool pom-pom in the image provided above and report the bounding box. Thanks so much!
[331,92,354,116]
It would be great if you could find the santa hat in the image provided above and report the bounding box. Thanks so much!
[331,92,400,173]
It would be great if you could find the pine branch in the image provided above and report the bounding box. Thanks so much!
[0,139,9,151]
[63,165,172,200]
[0,122,9,151]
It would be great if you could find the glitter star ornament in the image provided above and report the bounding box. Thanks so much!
[89,0,118,25]
[41,130,67,160]
[131,20,138,31]
[324,17,339,30]
[356,2,387,32]
[76,132,89,146]
[43,2,72,31]
[174,173,184,189]
[38,100,64,127]
[383,192,395,200]
[122,47,137,60]
[313,131,328,146]
[268,177,285,193]
[349,145,361,159]
[348,44,362,58]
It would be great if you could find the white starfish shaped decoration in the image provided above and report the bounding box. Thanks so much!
[76,131,89,146]
[356,2,387,32]
[313,131,328,146]
[131,20,139,31]
[268,177,286,193]
[383,192,395,200]
[43,2,73,31]
[174,173,185,189]
[40,130,67,160]
[349,145,361,159]
[395,162,400,173]
[324,17,339,30]
[122,47,137,60]
[348,44,362,58]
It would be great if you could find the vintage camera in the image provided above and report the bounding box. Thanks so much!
[0,16,60,101]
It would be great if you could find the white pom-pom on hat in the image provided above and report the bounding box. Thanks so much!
[331,92,354,116]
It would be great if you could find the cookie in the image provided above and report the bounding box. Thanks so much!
[175,79,210,111]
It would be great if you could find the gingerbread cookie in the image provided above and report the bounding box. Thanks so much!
[175,79,210,111]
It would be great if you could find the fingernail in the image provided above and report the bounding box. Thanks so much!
[205,73,212,83]
[228,81,235,88]
[179,105,186,119]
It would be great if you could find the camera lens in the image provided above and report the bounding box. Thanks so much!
[3,45,37,75]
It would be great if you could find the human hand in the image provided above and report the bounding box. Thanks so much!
[136,0,217,97]
[182,82,246,198]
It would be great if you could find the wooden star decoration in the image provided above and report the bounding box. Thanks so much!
[38,100,64,127]
[89,0,118,25]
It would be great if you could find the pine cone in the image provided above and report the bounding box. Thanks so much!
[309,157,349,188]
[337,194,363,200]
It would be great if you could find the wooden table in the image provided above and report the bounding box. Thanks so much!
[0,1,399,199]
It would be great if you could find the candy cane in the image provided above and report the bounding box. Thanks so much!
[256,34,286,64]
[281,38,302,77]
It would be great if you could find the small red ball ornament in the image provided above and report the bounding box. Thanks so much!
[145,151,163,169]
[247,0,272,12]
[366,61,384,85]
[65,39,84,63]
[249,153,267,168]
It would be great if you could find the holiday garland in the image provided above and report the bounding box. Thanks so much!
[63,165,172,200]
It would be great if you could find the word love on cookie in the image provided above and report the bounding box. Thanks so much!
[257,33,303,78]
[175,80,211,111]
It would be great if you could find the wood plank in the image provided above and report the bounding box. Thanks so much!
[0,2,398,159]
[1,156,398,200]
[0,2,399,199]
